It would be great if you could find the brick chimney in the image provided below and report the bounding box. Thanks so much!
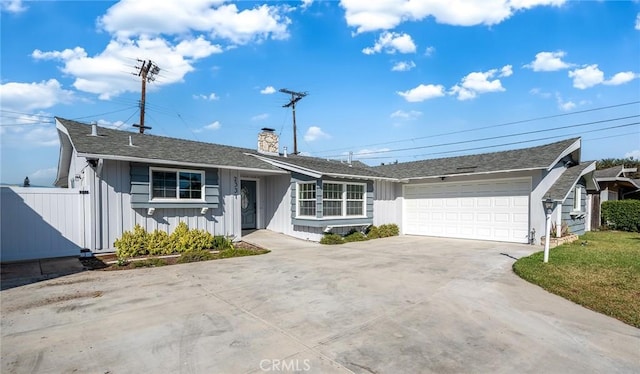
[257,128,279,155]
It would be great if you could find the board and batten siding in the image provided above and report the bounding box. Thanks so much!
[1,187,86,261]
[90,160,239,252]
[561,181,587,235]
[373,180,401,228]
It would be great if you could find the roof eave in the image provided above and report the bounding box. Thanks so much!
[75,152,288,175]
[547,138,581,171]
[398,166,546,182]
[557,161,597,202]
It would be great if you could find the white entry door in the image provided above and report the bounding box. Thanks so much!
[403,178,531,243]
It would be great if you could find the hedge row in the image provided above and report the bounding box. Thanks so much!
[601,200,640,232]
[114,222,233,259]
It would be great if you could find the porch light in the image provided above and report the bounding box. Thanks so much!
[543,198,555,214]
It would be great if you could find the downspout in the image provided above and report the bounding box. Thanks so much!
[96,159,104,250]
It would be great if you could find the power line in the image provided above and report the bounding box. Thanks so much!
[359,121,640,161]
[322,114,639,158]
[314,100,640,155]
[280,88,308,154]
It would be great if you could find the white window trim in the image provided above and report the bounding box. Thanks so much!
[149,167,205,202]
[322,181,367,218]
[572,185,582,212]
[296,181,317,218]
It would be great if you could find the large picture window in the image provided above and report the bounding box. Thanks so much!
[151,168,203,200]
[322,183,343,216]
[297,182,316,217]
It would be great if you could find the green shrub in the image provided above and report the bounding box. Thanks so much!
[114,224,148,259]
[366,224,399,239]
[602,200,640,232]
[131,258,167,268]
[182,229,215,251]
[170,222,191,252]
[146,229,172,255]
[320,233,344,245]
[213,235,234,251]
[344,231,368,242]
[218,247,260,259]
[177,249,215,263]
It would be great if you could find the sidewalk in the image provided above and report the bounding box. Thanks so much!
[1,256,86,290]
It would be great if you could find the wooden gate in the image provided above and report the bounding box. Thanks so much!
[590,194,601,230]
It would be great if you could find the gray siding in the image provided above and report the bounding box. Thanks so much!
[561,180,587,235]
[130,163,219,209]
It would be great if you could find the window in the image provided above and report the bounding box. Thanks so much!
[573,185,582,211]
[323,183,343,216]
[346,184,364,216]
[297,182,316,217]
[151,168,203,200]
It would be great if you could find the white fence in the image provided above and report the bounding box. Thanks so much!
[1,186,86,262]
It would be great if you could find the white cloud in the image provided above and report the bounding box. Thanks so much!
[625,150,640,160]
[529,87,552,98]
[32,37,222,100]
[204,121,221,130]
[98,1,291,44]
[301,0,314,9]
[449,67,507,101]
[1,0,26,13]
[251,113,269,121]
[340,0,565,33]
[362,31,416,54]
[0,79,74,111]
[525,51,572,72]
[555,93,575,111]
[397,84,445,102]
[604,71,638,86]
[29,167,58,186]
[23,127,59,147]
[351,148,391,159]
[391,60,416,72]
[193,92,220,101]
[97,119,128,130]
[636,13,640,31]
[304,126,330,141]
[260,86,276,94]
[424,46,436,56]
[390,110,422,120]
[499,64,513,77]
[568,64,604,89]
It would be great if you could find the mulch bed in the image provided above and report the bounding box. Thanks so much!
[80,241,267,271]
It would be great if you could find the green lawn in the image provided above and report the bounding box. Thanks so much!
[513,231,640,328]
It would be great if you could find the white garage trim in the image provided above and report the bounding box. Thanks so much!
[402,177,531,243]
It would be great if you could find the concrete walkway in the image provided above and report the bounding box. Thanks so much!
[2,232,639,373]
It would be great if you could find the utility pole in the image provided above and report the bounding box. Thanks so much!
[133,59,160,134]
[279,88,307,155]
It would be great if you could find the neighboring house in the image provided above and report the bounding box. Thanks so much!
[1,118,598,260]
[372,138,596,243]
[587,165,640,230]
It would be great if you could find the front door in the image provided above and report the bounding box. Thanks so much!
[241,180,257,229]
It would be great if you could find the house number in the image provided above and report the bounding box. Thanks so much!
[233,176,239,195]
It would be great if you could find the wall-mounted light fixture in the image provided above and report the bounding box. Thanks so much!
[147,207,155,216]
[200,207,209,215]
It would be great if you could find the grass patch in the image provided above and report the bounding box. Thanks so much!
[513,231,640,328]
[177,250,215,264]
[218,247,270,259]
[131,258,168,268]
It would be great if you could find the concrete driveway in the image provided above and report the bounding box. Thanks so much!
[1,232,638,373]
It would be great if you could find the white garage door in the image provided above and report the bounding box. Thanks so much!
[403,178,530,243]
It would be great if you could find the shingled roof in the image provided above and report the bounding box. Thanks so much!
[594,165,624,178]
[56,118,283,172]
[253,153,391,179]
[56,118,387,180]
[373,138,580,180]
[545,161,596,201]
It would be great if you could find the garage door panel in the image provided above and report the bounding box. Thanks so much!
[403,178,530,243]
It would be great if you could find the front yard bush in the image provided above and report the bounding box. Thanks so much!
[114,224,148,259]
[344,231,367,242]
[114,222,219,258]
[602,200,640,232]
[320,233,345,245]
[367,224,399,239]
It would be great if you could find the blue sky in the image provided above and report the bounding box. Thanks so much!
[1,0,639,186]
